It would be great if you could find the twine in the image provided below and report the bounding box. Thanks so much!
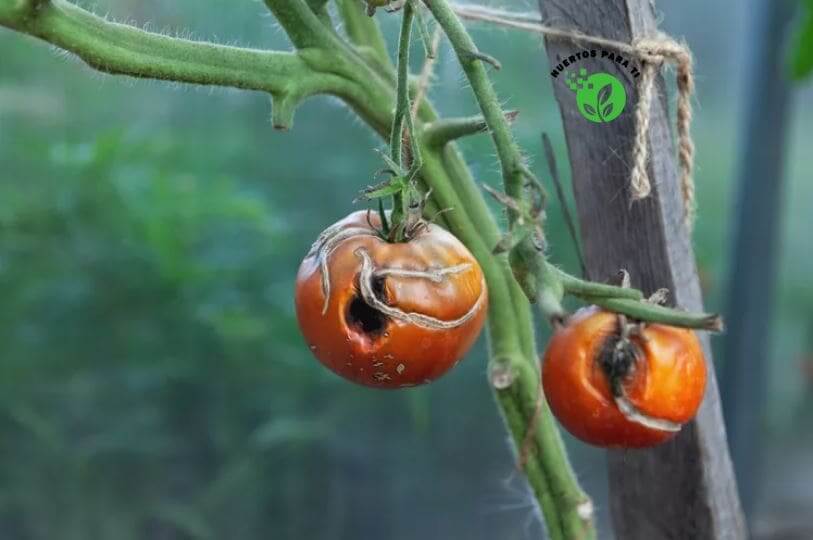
[450,3,697,229]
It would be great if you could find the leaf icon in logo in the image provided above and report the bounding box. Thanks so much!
[574,73,627,123]
[597,83,616,121]
[598,83,614,109]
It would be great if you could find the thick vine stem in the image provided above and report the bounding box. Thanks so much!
[335,0,393,72]
[421,1,593,538]
[261,0,333,49]
[0,0,370,131]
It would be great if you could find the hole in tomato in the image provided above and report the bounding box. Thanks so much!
[346,276,389,337]
[598,334,641,397]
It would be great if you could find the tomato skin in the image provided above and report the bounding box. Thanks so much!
[542,307,707,448]
[295,211,488,389]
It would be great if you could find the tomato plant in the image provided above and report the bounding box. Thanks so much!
[0,0,738,537]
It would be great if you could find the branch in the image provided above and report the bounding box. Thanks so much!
[262,0,332,49]
[0,0,367,130]
[390,4,416,169]
[335,0,393,74]
[423,111,518,148]
[590,297,723,331]
[551,265,644,300]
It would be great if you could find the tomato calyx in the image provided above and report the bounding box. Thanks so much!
[357,184,433,243]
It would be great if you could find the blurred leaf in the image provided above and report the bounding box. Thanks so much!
[790,0,813,80]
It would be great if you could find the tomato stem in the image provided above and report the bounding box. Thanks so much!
[551,264,644,300]
[385,2,429,243]
[589,297,723,331]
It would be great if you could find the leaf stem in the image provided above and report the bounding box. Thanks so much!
[551,265,644,300]
[590,297,723,331]
[423,111,519,149]
[387,4,418,236]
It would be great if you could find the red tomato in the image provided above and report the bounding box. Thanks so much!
[295,211,488,388]
[542,307,707,448]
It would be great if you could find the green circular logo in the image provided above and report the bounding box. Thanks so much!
[566,70,627,123]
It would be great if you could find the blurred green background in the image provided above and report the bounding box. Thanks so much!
[1,0,811,539]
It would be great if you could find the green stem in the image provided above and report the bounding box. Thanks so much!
[0,0,372,131]
[551,264,644,300]
[390,5,415,164]
[419,0,526,224]
[335,0,393,73]
[262,0,332,49]
[423,115,487,147]
[421,1,594,538]
[389,4,416,229]
[590,297,723,331]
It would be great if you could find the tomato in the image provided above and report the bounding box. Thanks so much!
[295,211,488,389]
[542,307,707,448]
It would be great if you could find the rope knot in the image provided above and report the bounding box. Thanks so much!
[628,35,696,227]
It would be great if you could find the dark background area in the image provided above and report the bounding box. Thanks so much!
[0,0,811,538]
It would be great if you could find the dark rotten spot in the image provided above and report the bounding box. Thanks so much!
[346,275,389,337]
[598,334,641,397]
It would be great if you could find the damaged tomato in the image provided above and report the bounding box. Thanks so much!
[542,307,707,448]
[295,211,488,388]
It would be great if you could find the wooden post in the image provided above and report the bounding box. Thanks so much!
[536,0,747,538]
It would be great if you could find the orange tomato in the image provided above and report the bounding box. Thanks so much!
[542,307,707,448]
[295,211,488,388]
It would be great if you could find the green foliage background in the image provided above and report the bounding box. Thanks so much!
[0,0,811,538]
